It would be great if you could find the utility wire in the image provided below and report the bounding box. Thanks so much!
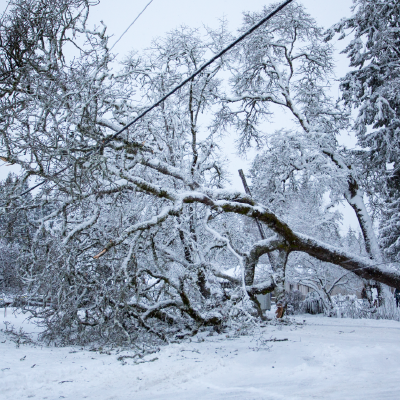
[101,0,294,149]
[110,0,155,52]
[1,0,156,202]
[1,0,294,203]
[0,1,10,24]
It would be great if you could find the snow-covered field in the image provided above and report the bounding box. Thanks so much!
[1,308,400,400]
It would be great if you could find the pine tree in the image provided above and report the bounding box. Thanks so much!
[380,171,400,261]
[326,0,400,260]
[327,0,400,170]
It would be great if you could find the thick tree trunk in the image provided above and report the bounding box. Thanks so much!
[244,235,284,285]
[345,177,382,262]
[344,175,387,306]
[323,150,382,262]
[96,189,400,288]
[323,150,386,303]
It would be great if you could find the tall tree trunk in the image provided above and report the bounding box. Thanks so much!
[322,150,382,261]
[345,177,382,262]
[268,250,289,318]
[323,151,386,305]
[344,176,387,306]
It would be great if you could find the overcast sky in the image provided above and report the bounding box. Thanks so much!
[0,0,358,229]
[88,0,353,53]
[1,0,354,48]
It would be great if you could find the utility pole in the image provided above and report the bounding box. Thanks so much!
[238,169,266,240]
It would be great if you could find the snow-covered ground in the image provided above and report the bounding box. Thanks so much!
[1,308,400,400]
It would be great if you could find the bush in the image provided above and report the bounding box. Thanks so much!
[302,291,324,315]
[285,290,304,315]
[331,293,400,321]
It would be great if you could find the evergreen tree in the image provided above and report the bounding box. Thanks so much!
[380,171,400,261]
[327,0,400,171]
[326,0,400,259]
[0,173,33,293]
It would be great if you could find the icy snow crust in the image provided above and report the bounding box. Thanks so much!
[1,309,400,399]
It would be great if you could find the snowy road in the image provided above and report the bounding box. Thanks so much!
[1,310,399,399]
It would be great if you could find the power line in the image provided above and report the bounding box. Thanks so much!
[102,0,294,149]
[1,0,294,203]
[110,0,155,52]
[7,0,156,200]
[0,1,10,24]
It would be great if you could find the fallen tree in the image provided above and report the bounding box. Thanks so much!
[1,0,399,345]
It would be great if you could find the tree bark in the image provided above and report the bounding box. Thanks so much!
[268,250,289,318]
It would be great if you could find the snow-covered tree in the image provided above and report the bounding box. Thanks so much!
[326,0,400,175]
[288,257,361,315]
[219,1,389,314]
[1,0,400,344]
[380,172,400,262]
[326,0,400,261]
[0,173,34,294]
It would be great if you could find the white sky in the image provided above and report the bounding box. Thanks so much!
[88,0,353,54]
[0,0,359,230]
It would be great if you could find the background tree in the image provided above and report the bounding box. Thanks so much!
[0,173,33,294]
[326,0,400,262]
[219,1,388,313]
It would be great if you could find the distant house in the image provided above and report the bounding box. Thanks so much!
[285,281,312,297]
[284,279,364,299]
